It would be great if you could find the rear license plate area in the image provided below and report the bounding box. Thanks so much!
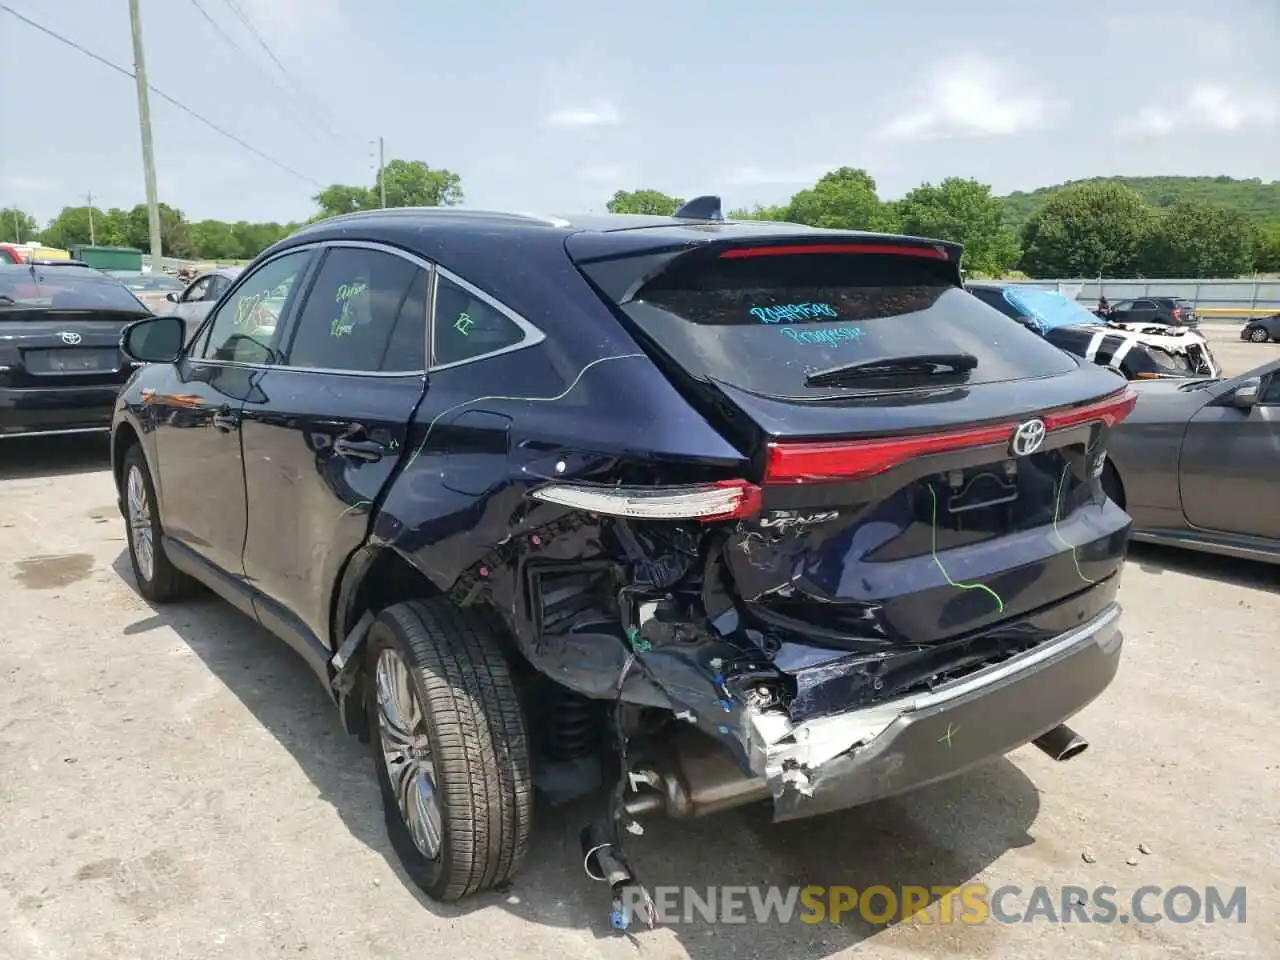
[24,348,117,374]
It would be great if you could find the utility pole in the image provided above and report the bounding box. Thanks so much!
[86,191,95,245]
[128,0,163,269]
[378,136,387,208]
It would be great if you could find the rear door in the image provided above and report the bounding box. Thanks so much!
[1179,365,1280,539]
[238,241,429,649]
[574,238,1136,644]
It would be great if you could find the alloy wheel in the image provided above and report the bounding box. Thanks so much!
[126,464,155,583]
[375,648,444,860]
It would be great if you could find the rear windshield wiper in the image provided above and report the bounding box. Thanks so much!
[804,353,978,387]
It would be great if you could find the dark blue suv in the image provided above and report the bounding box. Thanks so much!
[111,201,1135,920]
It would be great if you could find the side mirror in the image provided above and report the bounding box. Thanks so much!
[1232,377,1261,410]
[121,314,185,364]
[165,291,180,303]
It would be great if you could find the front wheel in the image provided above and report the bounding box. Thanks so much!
[366,599,533,901]
[121,445,197,602]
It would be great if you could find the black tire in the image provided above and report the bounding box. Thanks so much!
[366,599,533,901]
[1248,326,1269,343]
[120,444,197,603]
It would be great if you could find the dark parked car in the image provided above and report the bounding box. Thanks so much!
[110,204,1137,921]
[1240,312,1280,344]
[0,263,152,439]
[1107,296,1199,328]
[1101,357,1280,564]
[968,283,1219,379]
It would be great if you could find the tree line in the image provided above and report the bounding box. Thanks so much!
[4,161,1276,278]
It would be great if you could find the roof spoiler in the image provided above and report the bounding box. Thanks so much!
[673,195,724,221]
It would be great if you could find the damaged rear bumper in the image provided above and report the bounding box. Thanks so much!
[628,602,1123,822]
[756,601,1123,820]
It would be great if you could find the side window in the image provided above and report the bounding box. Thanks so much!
[207,275,231,300]
[284,247,427,373]
[199,251,310,365]
[1260,373,1280,406]
[433,274,528,366]
[1112,300,1133,312]
[1132,299,1156,311]
[184,276,211,302]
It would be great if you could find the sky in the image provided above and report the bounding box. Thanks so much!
[1,0,1277,227]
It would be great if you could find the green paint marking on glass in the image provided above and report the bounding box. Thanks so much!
[454,312,474,336]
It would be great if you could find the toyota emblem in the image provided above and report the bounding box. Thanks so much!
[1010,418,1047,457]
[59,331,82,345]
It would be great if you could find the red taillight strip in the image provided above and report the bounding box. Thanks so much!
[718,243,950,261]
[765,386,1138,483]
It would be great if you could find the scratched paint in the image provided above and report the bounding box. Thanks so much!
[750,303,840,324]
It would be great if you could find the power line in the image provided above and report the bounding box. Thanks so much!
[186,0,340,143]
[0,4,323,187]
[218,0,342,132]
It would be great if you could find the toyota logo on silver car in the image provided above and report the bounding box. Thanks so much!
[59,331,82,345]
[1010,418,1047,457]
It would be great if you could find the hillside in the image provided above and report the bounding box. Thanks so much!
[997,176,1280,229]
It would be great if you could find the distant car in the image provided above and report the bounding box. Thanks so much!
[0,263,152,439]
[1240,312,1280,344]
[164,267,242,340]
[1103,357,1280,564]
[110,271,186,314]
[1107,297,1199,328]
[967,283,1219,379]
[0,243,27,264]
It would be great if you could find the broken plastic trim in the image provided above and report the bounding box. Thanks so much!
[529,479,762,521]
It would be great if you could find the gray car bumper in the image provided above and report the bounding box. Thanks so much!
[744,602,1123,821]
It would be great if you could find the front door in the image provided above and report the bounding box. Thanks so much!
[149,250,315,578]
[239,242,430,646]
[1179,366,1280,540]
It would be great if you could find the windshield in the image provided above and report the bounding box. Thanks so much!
[1002,287,1103,333]
[0,264,149,312]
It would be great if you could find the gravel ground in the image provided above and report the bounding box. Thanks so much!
[2,326,1276,959]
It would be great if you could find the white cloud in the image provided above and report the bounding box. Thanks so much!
[722,164,838,186]
[1120,84,1279,136]
[578,164,626,184]
[877,56,1048,141]
[545,101,621,128]
[2,176,58,194]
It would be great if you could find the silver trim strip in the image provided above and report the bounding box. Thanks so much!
[0,426,110,439]
[429,265,546,371]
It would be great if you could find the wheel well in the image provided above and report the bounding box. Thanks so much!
[112,423,140,489]
[342,548,443,644]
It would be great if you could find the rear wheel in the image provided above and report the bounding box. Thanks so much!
[366,599,533,901]
[1249,326,1269,343]
[121,445,197,602]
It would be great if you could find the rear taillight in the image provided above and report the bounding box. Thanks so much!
[530,388,1137,518]
[529,479,761,521]
[764,386,1138,484]
[1172,308,1184,321]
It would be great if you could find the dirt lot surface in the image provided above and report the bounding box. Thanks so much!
[2,327,1277,959]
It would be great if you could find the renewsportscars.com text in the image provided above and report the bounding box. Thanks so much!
[619,884,1247,926]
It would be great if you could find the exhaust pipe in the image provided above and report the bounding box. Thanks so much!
[1033,723,1089,761]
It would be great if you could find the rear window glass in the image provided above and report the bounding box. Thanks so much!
[625,253,1077,396]
[1003,287,1103,332]
[0,264,147,312]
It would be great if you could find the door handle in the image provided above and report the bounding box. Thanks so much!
[212,408,240,432]
[333,437,385,462]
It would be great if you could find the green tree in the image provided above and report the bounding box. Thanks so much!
[380,160,463,208]
[123,203,193,259]
[0,207,40,243]
[1252,221,1280,273]
[40,206,103,248]
[1141,200,1256,277]
[312,183,374,220]
[784,167,892,231]
[726,204,788,221]
[1018,182,1156,277]
[897,177,1021,276]
[606,189,684,215]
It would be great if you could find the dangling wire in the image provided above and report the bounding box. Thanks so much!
[927,485,1005,614]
